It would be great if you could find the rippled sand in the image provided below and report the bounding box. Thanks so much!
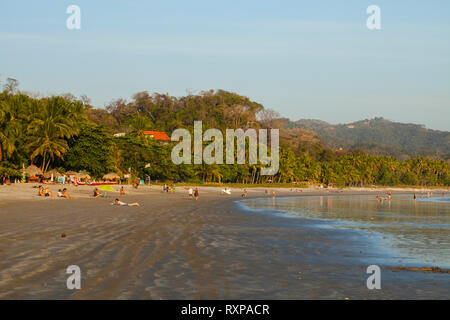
[0,184,448,299]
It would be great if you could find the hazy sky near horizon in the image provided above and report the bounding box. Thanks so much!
[1,1,449,130]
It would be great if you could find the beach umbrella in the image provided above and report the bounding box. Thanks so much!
[99,185,115,192]
[103,172,121,180]
[43,169,62,179]
[76,172,91,180]
[24,165,43,176]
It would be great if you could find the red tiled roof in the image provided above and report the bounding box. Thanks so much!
[143,131,171,141]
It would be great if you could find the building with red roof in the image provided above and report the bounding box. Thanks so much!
[143,131,171,142]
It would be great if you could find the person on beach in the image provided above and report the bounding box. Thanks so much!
[62,188,71,199]
[272,191,276,198]
[93,187,101,198]
[57,189,63,197]
[188,187,193,198]
[172,185,175,193]
[194,188,199,200]
[242,189,248,198]
[120,186,126,195]
[44,186,52,197]
[112,198,139,206]
[38,185,44,196]
[413,194,417,200]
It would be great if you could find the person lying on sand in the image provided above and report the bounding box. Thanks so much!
[112,198,139,206]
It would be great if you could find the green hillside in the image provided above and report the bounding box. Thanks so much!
[292,117,450,159]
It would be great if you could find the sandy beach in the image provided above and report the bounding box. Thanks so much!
[0,183,448,299]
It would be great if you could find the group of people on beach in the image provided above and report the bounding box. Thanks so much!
[37,185,71,198]
[376,192,392,202]
[188,187,199,200]
[163,184,176,193]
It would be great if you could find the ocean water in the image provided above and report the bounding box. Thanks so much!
[239,194,450,268]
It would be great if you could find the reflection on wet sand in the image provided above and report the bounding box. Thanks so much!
[242,194,450,268]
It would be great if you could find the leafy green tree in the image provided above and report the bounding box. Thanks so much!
[64,124,117,178]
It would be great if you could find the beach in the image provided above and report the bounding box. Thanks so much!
[0,183,448,299]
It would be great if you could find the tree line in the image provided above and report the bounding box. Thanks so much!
[0,82,449,186]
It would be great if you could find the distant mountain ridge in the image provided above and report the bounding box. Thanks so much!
[289,117,450,159]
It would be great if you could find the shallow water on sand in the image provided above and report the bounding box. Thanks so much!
[240,194,450,268]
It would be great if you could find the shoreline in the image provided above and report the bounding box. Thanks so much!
[0,183,447,206]
[0,184,448,299]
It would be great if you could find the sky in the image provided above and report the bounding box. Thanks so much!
[0,0,449,131]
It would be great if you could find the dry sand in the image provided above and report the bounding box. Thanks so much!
[0,183,448,299]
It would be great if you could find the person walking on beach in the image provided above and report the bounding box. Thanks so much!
[194,188,199,200]
[188,187,193,198]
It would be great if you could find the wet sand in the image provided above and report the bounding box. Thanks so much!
[0,184,448,299]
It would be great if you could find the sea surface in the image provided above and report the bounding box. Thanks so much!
[239,194,450,269]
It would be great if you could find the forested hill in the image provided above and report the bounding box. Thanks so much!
[291,117,450,159]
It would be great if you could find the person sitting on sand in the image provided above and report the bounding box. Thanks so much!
[44,186,52,197]
[62,188,71,199]
[57,189,63,197]
[93,187,101,198]
[112,198,139,206]
[120,186,125,195]
[38,185,44,196]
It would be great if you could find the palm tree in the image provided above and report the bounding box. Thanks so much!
[129,115,153,141]
[0,97,22,161]
[26,96,82,171]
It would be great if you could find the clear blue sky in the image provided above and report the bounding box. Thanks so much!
[1,0,449,130]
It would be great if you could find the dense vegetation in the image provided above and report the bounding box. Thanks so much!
[0,78,449,186]
[292,118,450,160]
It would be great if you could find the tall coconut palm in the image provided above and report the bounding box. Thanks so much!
[129,115,153,141]
[0,98,22,161]
[26,96,83,171]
